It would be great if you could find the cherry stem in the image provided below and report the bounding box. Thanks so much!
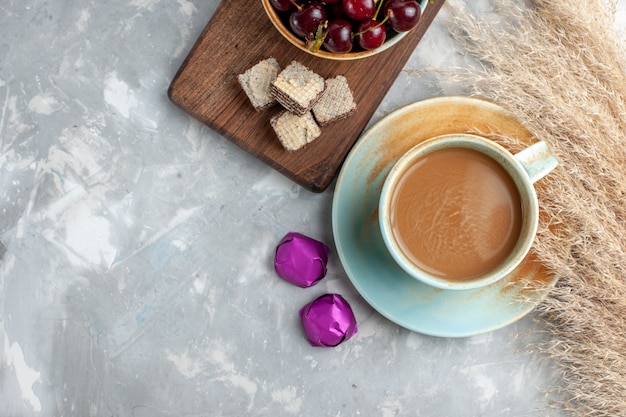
[289,0,302,11]
[373,0,387,20]
[351,15,389,38]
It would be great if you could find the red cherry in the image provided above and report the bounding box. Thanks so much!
[270,0,296,12]
[356,19,386,50]
[342,0,375,21]
[289,2,328,38]
[324,19,354,53]
[385,0,421,32]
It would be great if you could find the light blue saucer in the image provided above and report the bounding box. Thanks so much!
[331,96,557,337]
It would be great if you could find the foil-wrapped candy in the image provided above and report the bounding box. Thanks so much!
[299,294,358,347]
[274,232,329,288]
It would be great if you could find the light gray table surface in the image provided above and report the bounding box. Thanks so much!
[1,1,624,416]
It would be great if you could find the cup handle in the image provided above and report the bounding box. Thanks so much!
[514,141,559,183]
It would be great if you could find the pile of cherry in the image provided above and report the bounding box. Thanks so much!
[270,0,422,54]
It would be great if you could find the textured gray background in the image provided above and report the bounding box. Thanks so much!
[1,0,624,416]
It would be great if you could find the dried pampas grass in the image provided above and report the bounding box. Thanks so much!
[446,0,626,415]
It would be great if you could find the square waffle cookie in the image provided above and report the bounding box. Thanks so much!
[269,61,326,116]
[270,111,321,151]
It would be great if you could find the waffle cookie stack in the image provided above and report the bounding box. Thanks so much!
[238,59,356,151]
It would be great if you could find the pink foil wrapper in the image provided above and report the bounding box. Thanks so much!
[274,232,329,288]
[299,294,358,347]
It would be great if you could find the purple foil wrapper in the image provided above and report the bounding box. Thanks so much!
[299,294,358,347]
[274,232,329,288]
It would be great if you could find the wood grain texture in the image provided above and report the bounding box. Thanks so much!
[168,0,446,192]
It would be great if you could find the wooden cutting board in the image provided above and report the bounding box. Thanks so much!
[168,0,445,192]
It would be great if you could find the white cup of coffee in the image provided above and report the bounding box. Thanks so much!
[379,133,558,290]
